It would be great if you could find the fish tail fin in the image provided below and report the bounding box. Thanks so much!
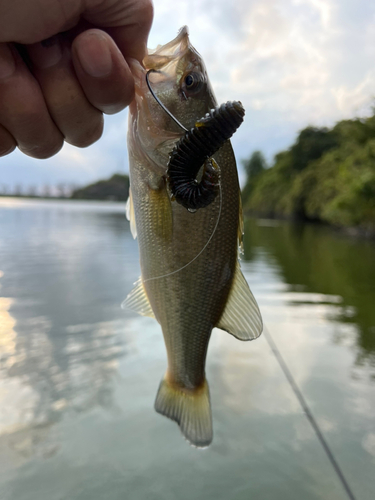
[154,376,212,448]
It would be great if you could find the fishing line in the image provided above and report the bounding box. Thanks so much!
[263,326,357,500]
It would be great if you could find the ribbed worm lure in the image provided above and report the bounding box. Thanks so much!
[146,69,245,211]
[168,102,245,210]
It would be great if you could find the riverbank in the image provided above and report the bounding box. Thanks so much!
[243,211,375,240]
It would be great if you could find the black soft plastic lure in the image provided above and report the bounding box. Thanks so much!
[167,101,245,210]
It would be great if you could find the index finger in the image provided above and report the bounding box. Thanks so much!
[84,0,154,62]
[0,0,153,62]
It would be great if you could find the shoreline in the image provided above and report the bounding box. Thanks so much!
[244,210,375,241]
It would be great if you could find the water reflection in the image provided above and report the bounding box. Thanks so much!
[0,309,129,456]
[0,201,137,461]
[243,219,375,368]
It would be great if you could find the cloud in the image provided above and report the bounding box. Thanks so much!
[1,0,375,187]
[333,71,375,117]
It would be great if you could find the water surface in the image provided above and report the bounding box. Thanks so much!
[0,199,374,500]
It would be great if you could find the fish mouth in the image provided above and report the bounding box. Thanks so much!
[143,26,190,70]
[128,28,193,164]
[129,25,192,104]
[129,26,190,86]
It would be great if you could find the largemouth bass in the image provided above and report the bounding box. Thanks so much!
[125,26,262,447]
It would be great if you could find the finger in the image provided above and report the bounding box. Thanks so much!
[0,0,154,61]
[27,35,104,147]
[0,124,16,156]
[0,0,81,44]
[71,29,134,115]
[0,42,63,159]
[83,0,154,62]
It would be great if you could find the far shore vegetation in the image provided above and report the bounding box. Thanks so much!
[0,174,130,202]
[70,173,129,201]
[241,111,375,237]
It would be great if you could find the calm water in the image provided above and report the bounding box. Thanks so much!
[0,198,374,500]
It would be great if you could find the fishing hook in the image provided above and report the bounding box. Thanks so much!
[146,69,188,132]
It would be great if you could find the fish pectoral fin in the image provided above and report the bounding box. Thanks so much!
[238,193,244,256]
[125,188,137,239]
[216,261,263,341]
[155,377,212,448]
[121,278,155,318]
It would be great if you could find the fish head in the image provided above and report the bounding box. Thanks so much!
[129,26,217,174]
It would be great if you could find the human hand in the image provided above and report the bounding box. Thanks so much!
[0,0,153,158]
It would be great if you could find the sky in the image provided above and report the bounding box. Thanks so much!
[1,0,375,192]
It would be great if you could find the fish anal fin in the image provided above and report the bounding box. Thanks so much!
[155,376,212,448]
[121,278,155,318]
[217,262,263,341]
[125,188,137,239]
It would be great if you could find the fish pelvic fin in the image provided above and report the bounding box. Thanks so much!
[121,278,155,318]
[125,188,137,239]
[154,376,212,448]
[216,261,263,341]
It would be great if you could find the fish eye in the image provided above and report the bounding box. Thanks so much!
[182,72,204,94]
[185,74,195,87]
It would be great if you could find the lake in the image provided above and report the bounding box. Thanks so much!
[0,198,374,500]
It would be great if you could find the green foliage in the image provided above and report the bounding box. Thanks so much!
[241,151,267,202]
[242,112,375,233]
[71,174,129,201]
[303,140,375,229]
[289,127,338,172]
[242,151,266,179]
[245,153,293,217]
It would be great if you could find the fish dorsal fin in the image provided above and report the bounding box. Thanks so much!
[216,262,263,341]
[125,188,137,239]
[121,278,155,318]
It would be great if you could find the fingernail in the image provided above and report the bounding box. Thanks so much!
[76,32,113,78]
[0,44,16,79]
[28,36,62,69]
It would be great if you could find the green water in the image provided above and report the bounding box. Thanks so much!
[0,199,374,500]
[243,218,375,368]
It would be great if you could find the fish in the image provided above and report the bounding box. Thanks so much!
[124,26,263,447]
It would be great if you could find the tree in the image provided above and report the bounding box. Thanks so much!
[289,127,338,172]
[71,174,129,201]
[243,151,266,181]
[241,151,267,204]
